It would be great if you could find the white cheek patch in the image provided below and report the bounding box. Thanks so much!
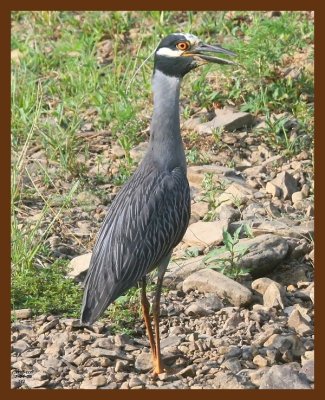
[156,47,182,57]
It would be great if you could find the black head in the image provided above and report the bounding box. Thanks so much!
[154,33,236,78]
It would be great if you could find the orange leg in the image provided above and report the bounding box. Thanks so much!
[152,275,165,375]
[141,277,157,360]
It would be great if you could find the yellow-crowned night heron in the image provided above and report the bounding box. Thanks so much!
[80,33,236,374]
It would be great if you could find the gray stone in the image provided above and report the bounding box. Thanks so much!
[135,351,152,372]
[22,348,42,358]
[88,347,132,361]
[161,335,182,349]
[264,334,305,357]
[11,340,30,354]
[218,204,240,223]
[210,234,289,278]
[67,253,92,281]
[76,191,101,206]
[300,360,314,383]
[183,269,252,307]
[212,371,247,389]
[197,108,254,134]
[185,294,222,316]
[259,364,311,389]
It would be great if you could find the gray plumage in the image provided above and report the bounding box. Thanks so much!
[81,70,191,324]
[80,33,236,330]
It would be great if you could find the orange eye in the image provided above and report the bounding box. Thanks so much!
[176,41,190,51]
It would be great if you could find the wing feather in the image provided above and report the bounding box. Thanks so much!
[80,163,190,324]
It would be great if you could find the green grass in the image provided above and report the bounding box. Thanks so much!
[11,11,314,323]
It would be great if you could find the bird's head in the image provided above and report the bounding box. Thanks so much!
[154,33,236,78]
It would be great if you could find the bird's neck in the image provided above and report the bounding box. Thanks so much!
[148,69,186,171]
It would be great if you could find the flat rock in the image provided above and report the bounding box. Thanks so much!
[67,253,92,282]
[212,371,247,389]
[259,364,311,389]
[24,378,49,388]
[183,268,252,307]
[185,293,223,316]
[300,360,314,383]
[183,220,228,247]
[160,335,182,349]
[197,108,254,134]
[217,182,256,208]
[11,340,30,354]
[164,256,205,288]
[135,351,152,372]
[264,334,305,357]
[209,234,289,278]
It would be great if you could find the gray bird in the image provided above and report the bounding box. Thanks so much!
[80,32,236,375]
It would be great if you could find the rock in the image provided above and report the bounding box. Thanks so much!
[252,277,284,295]
[244,165,267,176]
[91,375,107,387]
[251,219,314,240]
[164,255,205,288]
[37,318,59,335]
[292,191,304,203]
[73,352,91,366]
[300,360,314,383]
[288,309,312,335]
[217,182,256,207]
[183,269,253,307]
[221,358,242,374]
[185,294,223,316]
[263,282,286,309]
[11,340,30,354]
[135,351,152,372]
[11,309,32,319]
[191,202,209,218]
[88,347,132,361]
[24,378,49,388]
[130,142,148,162]
[183,220,228,247]
[264,334,305,357]
[212,371,247,389]
[67,253,92,281]
[218,204,240,223]
[115,360,128,372]
[210,234,289,278]
[268,171,299,200]
[187,165,234,188]
[197,108,254,134]
[178,364,196,378]
[92,337,115,349]
[161,335,181,349]
[253,354,268,367]
[129,376,144,388]
[265,182,282,198]
[23,348,42,358]
[259,364,311,389]
[80,379,98,389]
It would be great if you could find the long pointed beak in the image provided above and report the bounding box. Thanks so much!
[185,43,237,65]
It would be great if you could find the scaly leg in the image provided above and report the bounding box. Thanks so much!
[141,277,156,360]
[151,254,170,375]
